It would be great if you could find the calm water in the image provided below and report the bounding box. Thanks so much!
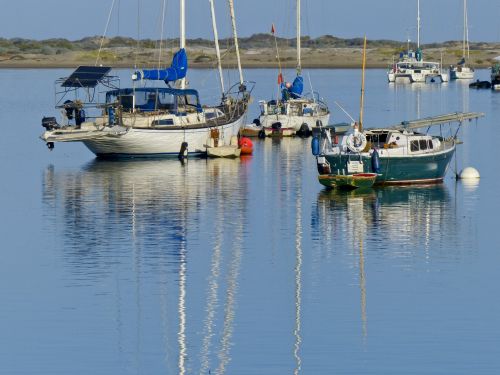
[1,68,499,374]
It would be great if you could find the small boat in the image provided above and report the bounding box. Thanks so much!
[387,0,448,83]
[450,0,474,80]
[257,0,330,137]
[318,173,377,190]
[469,80,491,89]
[240,119,263,137]
[205,132,241,158]
[206,145,241,158]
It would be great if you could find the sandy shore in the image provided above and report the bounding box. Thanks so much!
[1,45,499,69]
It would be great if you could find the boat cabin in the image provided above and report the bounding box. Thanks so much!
[258,97,326,117]
[365,130,441,155]
[106,87,203,115]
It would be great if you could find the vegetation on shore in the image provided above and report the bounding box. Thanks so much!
[1,34,499,68]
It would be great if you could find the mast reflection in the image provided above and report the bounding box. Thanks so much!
[312,185,465,340]
[42,157,249,374]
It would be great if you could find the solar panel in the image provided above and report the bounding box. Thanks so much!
[62,66,112,88]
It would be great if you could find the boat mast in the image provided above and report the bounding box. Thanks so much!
[228,0,244,85]
[209,0,225,94]
[359,36,367,132]
[179,0,186,89]
[462,0,466,59]
[296,0,302,74]
[417,0,420,49]
[465,0,470,61]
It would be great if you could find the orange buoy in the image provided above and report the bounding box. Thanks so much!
[238,137,253,155]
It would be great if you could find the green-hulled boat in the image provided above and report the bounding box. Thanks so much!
[312,112,483,186]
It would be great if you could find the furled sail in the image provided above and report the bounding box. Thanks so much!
[133,48,188,83]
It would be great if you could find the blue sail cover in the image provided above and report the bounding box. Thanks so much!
[133,48,187,82]
[289,75,304,98]
[282,75,304,100]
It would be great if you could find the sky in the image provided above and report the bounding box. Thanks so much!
[1,0,500,43]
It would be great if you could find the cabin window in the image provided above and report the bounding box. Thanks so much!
[410,140,419,152]
[152,119,174,126]
[119,95,135,111]
[368,132,389,146]
[177,94,200,113]
[419,139,428,150]
[428,140,434,149]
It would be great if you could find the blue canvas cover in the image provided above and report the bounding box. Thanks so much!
[133,48,188,82]
[281,75,304,101]
[289,75,304,98]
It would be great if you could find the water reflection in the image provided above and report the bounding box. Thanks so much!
[312,184,476,338]
[41,158,249,374]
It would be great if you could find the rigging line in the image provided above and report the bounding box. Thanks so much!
[117,0,121,36]
[96,0,117,66]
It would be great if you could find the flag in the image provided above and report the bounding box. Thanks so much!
[278,73,283,84]
[271,23,275,35]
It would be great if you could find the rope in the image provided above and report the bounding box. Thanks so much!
[96,0,117,66]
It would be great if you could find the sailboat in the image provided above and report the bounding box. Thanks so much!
[254,0,330,137]
[449,0,474,80]
[387,0,448,83]
[40,0,252,158]
[314,39,484,187]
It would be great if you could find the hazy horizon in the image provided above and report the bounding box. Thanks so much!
[2,0,500,43]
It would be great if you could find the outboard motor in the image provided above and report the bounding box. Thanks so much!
[41,117,59,131]
[64,100,75,120]
[371,148,381,173]
[252,118,261,126]
[75,108,85,127]
[271,122,281,130]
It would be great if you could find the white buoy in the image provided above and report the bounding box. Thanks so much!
[458,167,480,180]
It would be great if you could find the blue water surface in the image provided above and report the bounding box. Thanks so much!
[0,68,499,374]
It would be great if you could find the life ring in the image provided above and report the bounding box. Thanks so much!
[346,132,367,153]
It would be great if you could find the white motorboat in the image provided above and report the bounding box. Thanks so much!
[387,0,448,84]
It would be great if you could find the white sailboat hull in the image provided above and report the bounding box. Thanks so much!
[82,117,244,157]
[259,112,330,132]
[450,67,474,80]
[388,68,449,83]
